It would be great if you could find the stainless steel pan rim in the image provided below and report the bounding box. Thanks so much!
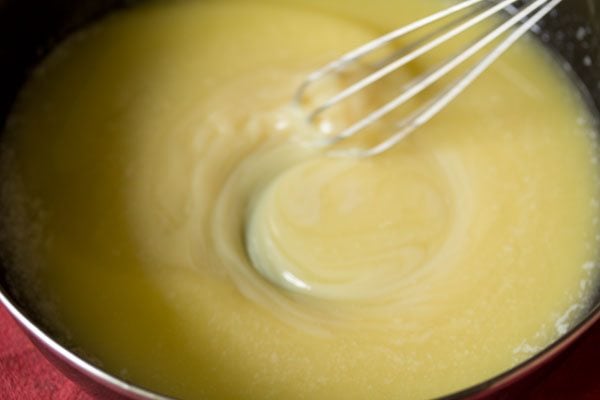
[2,280,599,399]
[0,286,169,400]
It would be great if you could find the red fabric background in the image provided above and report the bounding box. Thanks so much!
[0,304,599,400]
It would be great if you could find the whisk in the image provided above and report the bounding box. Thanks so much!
[293,0,562,158]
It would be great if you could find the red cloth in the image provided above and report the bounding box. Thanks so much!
[0,305,92,400]
[0,304,599,400]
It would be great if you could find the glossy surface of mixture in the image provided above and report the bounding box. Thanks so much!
[1,1,600,399]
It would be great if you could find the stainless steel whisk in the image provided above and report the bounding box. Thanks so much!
[294,0,562,158]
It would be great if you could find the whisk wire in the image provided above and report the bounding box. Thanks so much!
[294,0,562,157]
[338,0,561,157]
[295,0,490,97]
[305,0,521,124]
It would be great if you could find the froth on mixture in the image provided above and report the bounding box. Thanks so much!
[1,1,600,399]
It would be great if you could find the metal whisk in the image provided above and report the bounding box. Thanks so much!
[293,0,562,158]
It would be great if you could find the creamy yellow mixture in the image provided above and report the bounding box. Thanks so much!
[2,0,600,399]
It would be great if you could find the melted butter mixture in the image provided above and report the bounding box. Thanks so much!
[2,0,600,399]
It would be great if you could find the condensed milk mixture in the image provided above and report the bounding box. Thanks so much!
[1,0,600,399]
